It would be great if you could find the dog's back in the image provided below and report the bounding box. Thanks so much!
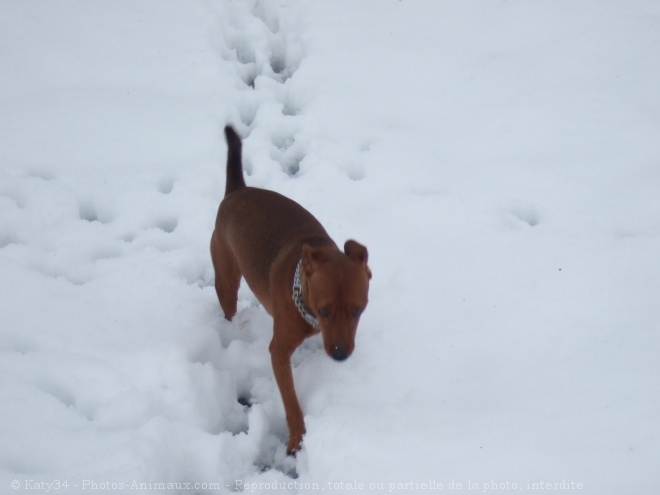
[215,127,333,308]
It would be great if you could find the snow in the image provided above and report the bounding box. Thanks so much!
[1,0,659,493]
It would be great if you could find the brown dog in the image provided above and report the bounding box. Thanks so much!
[211,126,371,454]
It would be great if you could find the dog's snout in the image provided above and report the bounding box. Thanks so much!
[331,345,349,362]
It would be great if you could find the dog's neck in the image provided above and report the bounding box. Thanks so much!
[292,259,319,328]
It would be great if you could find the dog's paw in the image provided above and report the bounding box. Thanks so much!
[286,430,305,457]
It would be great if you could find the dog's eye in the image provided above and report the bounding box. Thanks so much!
[318,308,331,318]
[352,308,363,318]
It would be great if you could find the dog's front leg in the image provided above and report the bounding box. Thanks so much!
[269,328,306,455]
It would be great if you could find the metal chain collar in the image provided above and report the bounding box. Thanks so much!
[292,259,320,328]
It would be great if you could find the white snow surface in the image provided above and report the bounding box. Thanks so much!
[1,1,659,493]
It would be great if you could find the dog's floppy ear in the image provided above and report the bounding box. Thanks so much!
[344,240,372,279]
[302,244,330,275]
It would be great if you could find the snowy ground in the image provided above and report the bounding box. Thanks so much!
[1,1,660,494]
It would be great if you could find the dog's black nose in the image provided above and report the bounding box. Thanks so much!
[331,345,349,362]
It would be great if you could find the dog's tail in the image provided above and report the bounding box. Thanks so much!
[224,125,246,196]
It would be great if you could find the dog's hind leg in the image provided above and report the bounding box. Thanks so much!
[210,233,241,320]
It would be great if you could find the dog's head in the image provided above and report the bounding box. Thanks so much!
[301,240,371,361]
